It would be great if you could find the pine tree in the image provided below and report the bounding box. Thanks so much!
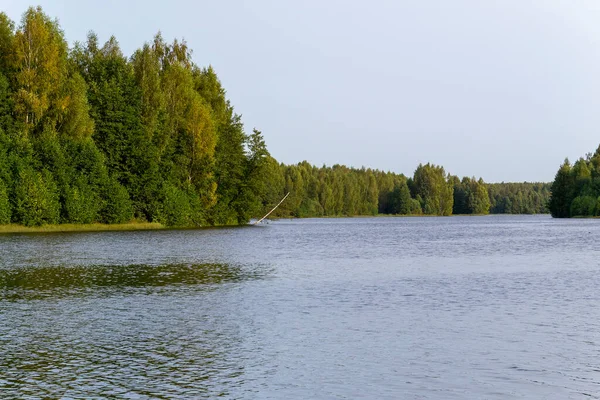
[549,159,574,218]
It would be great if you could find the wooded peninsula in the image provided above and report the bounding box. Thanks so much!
[548,147,600,218]
[0,7,550,228]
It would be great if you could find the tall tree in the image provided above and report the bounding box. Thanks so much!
[413,163,453,216]
[548,159,574,218]
[13,6,68,134]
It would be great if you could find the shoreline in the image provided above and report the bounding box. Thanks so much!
[263,213,550,221]
[0,223,165,234]
[0,213,553,234]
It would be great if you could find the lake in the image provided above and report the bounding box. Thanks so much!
[1,215,599,399]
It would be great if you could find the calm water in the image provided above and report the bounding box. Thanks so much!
[1,215,600,399]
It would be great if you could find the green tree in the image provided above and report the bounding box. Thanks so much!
[239,129,270,221]
[258,156,285,218]
[0,12,15,75]
[75,34,162,221]
[570,195,596,217]
[13,7,70,135]
[548,159,574,218]
[0,178,11,223]
[413,163,453,216]
[469,178,491,214]
[451,176,467,214]
[101,177,133,223]
[388,180,412,214]
[155,183,193,226]
[15,167,60,226]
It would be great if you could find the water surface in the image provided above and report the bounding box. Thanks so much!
[1,215,599,399]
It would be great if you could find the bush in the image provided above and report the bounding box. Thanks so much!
[101,178,133,224]
[64,177,102,223]
[15,168,60,226]
[155,184,192,227]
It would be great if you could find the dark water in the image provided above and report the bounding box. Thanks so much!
[1,215,600,399]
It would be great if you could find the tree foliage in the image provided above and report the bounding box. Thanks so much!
[452,176,491,215]
[413,163,453,216]
[0,7,270,227]
[549,146,600,218]
[0,7,553,227]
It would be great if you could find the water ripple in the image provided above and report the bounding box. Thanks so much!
[2,216,600,398]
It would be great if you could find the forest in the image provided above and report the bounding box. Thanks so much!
[262,162,549,218]
[0,7,550,227]
[548,146,600,218]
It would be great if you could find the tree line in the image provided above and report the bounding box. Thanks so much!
[0,7,269,226]
[257,161,549,219]
[548,145,600,217]
[0,7,550,226]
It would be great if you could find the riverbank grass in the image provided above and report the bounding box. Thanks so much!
[0,222,165,234]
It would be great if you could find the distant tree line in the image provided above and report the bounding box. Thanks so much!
[0,7,550,226]
[257,161,550,218]
[548,145,600,218]
[487,182,549,215]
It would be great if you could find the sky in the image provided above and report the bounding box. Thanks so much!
[4,0,600,182]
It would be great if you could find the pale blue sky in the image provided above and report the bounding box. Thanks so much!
[5,0,600,182]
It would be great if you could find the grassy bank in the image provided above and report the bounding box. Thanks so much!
[0,222,165,234]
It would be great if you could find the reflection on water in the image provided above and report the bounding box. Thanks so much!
[2,216,600,398]
[0,263,265,300]
[0,262,265,398]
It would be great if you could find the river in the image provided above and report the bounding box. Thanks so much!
[1,215,599,399]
